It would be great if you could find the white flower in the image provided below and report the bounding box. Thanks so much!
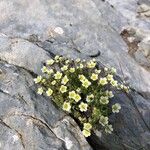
[82,80,91,88]
[65,59,70,64]
[47,69,54,75]
[54,55,60,60]
[105,125,113,134]
[61,65,68,71]
[86,94,94,102]
[100,96,109,105]
[107,74,113,81]
[76,88,81,93]
[69,67,75,73]
[63,102,71,112]
[106,90,114,98]
[69,91,76,99]
[112,103,121,113]
[110,80,118,87]
[46,59,54,65]
[99,116,108,126]
[79,64,84,69]
[79,102,88,112]
[51,80,56,85]
[54,71,62,80]
[87,60,96,68]
[82,130,91,137]
[99,78,108,85]
[78,75,86,82]
[95,69,101,74]
[34,76,42,84]
[90,73,98,81]
[37,87,43,95]
[60,85,67,93]
[41,66,47,73]
[104,67,108,71]
[111,67,117,73]
[74,94,81,102]
[83,123,92,130]
[76,58,81,62]
[46,88,53,96]
[61,75,69,85]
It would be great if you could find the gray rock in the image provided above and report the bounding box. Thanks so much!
[121,27,150,70]
[89,92,150,150]
[0,34,50,74]
[0,0,150,150]
[138,37,150,58]
[0,0,150,97]
[0,62,92,150]
[106,0,150,30]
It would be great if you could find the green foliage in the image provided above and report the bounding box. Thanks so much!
[34,55,129,137]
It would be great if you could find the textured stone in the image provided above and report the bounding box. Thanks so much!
[89,91,150,150]
[0,62,91,150]
[0,0,150,150]
[106,0,150,72]
[0,34,50,74]
[0,0,150,97]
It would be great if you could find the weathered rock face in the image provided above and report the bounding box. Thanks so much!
[1,0,150,97]
[89,91,150,150]
[106,0,150,74]
[0,61,92,150]
[0,0,150,150]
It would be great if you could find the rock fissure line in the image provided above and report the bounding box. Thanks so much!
[0,119,25,148]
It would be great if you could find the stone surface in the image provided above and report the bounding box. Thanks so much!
[0,0,150,97]
[0,61,91,150]
[89,92,150,150]
[0,0,150,150]
[106,0,150,79]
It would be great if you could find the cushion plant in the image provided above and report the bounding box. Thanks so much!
[34,55,129,137]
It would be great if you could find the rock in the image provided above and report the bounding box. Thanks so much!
[106,0,150,30]
[137,4,150,13]
[138,36,150,58]
[120,27,150,71]
[89,91,150,150]
[139,0,150,5]
[0,34,51,74]
[0,61,92,150]
[0,0,150,97]
[0,0,150,150]
[106,0,150,95]
[137,4,150,17]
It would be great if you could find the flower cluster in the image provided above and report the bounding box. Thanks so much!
[34,55,129,137]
